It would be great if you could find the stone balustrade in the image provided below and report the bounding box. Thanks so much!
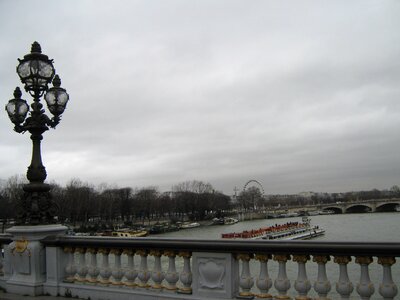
[0,234,399,299]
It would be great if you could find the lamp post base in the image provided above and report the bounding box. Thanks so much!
[16,183,58,225]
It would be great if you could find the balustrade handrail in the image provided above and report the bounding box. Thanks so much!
[1,234,398,299]
[42,236,400,257]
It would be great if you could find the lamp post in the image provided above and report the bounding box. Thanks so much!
[5,42,69,225]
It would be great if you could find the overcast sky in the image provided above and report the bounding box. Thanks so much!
[1,0,399,195]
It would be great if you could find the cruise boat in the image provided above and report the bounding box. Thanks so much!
[262,218,325,240]
[221,217,324,241]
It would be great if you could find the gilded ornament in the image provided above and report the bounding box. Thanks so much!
[312,255,330,264]
[163,250,176,257]
[152,283,162,289]
[377,256,395,266]
[14,239,29,254]
[136,249,148,256]
[149,249,162,257]
[236,253,253,261]
[63,246,74,253]
[333,256,351,265]
[98,248,110,255]
[86,248,97,254]
[178,251,192,258]
[179,286,192,293]
[273,254,291,262]
[122,249,135,256]
[292,255,310,263]
[75,247,86,254]
[255,254,271,262]
[355,256,373,265]
[294,296,312,300]
[255,292,273,299]
[110,248,122,255]
[239,291,254,297]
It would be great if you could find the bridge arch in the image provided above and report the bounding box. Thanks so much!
[345,204,372,214]
[322,206,343,214]
[375,202,400,212]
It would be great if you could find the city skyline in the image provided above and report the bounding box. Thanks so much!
[1,1,399,195]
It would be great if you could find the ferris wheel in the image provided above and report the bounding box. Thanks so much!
[243,179,265,196]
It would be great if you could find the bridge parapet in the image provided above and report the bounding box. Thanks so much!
[293,198,400,214]
[1,232,399,300]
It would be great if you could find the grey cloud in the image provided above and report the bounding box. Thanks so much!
[1,0,400,194]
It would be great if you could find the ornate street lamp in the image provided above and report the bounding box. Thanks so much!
[5,42,69,225]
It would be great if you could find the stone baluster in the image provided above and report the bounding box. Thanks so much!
[123,249,138,287]
[150,250,164,290]
[355,256,374,300]
[237,253,254,298]
[75,247,88,283]
[378,257,398,300]
[293,254,311,300]
[63,246,77,283]
[313,255,331,300]
[137,249,151,288]
[255,254,272,299]
[273,254,291,299]
[98,248,112,285]
[334,256,353,300]
[164,250,179,291]
[110,248,124,286]
[178,251,192,294]
[87,248,100,284]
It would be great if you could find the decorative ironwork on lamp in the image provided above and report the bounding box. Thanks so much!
[5,42,69,225]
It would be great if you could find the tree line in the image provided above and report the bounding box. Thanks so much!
[1,175,399,230]
[0,176,231,228]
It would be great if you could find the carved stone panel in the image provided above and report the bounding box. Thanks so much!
[10,240,31,275]
[192,252,238,298]
[198,259,225,289]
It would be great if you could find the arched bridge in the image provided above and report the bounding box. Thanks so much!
[317,198,400,214]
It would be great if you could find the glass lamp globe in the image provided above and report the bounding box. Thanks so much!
[5,87,29,124]
[16,41,55,95]
[44,75,69,116]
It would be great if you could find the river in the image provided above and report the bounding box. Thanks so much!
[150,212,400,299]
[152,212,400,241]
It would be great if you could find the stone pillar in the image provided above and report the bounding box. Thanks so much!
[0,243,12,289]
[5,224,67,296]
[43,244,69,296]
[192,252,238,299]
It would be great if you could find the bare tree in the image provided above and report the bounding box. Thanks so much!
[0,175,27,231]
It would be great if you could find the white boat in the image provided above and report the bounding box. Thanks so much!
[179,222,200,229]
[319,210,335,215]
[307,210,321,216]
[212,217,239,225]
[212,218,225,225]
[279,212,300,218]
[224,217,239,225]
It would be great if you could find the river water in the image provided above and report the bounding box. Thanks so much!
[150,212,400,299]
